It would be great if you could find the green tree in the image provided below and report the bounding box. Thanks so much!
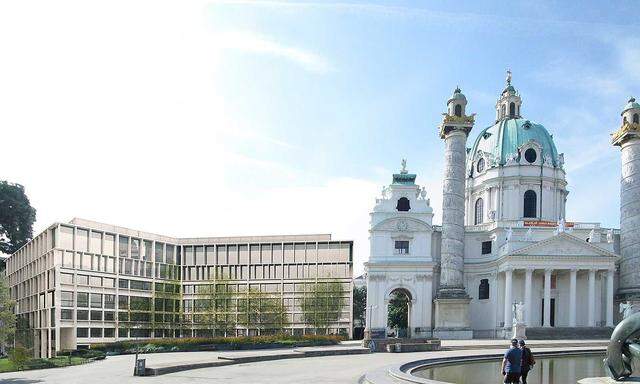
[353,285,366,327]
[0,181,37,257]
[237,288,288,335]
[301,280,345,334]
[387,291,409,331]
[0,274,16,349]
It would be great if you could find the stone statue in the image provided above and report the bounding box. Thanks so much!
[506,69,512,85]
[514,302,525,324]
[620,301,637,319]
[401,159,407,174]
[505,227,513,242]
[558,153,565,169]
[420,187,427,199]
[605,312,640,380]
[557,218,566,233]
[607,229,614,243]
[506,153,518,165]
[524,227,533,241]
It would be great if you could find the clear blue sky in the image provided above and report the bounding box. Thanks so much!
[1,1,638,273]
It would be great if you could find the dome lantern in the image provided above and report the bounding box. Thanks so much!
[495,69,522,122]
[447,86,468,117]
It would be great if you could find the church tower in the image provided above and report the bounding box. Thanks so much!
[613,96,640,301]
[434,87,475,339]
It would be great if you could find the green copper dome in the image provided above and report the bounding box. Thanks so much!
[469,118,559,167]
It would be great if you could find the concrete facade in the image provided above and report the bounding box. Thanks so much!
[6,218,353,358]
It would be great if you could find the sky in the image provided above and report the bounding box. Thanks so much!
[1,1,639,276]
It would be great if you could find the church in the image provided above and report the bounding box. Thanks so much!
[365,72,640,339]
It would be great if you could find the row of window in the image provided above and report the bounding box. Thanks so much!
[61,292,115,309]
[62,309,115,321]
[474,190,537,225]
[77,327,115,338]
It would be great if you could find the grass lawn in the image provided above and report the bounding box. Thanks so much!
[0,356,89,373]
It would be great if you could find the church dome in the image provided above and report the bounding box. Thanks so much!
[448,87,467,103]
[469,118,560,167]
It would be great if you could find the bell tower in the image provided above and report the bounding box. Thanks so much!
[495,70,522,121]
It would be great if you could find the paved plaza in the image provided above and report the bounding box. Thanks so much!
[0,340,607,384]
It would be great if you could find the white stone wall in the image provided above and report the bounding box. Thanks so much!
[440,130,468,290]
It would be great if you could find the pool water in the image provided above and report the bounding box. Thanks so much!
[413,354,606,384]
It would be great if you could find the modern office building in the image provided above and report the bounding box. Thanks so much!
[6,218,353,358]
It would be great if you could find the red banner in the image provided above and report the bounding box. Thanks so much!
[523,220,574,227]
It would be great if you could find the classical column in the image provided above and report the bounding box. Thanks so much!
[607,268,615,327]
[439,129,471,296]
[569,268,577,327]
[524,268,533,325]
[612,102,640,301]
[588,269,596,327]
[543,269,552,327]
[504,268,513,328]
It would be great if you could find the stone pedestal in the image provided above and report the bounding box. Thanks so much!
[579,378,640,383]
[512,322,526,340]
[433,297,473,339]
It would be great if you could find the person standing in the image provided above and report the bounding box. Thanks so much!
[519,339,535,384]
[501,338,522,384]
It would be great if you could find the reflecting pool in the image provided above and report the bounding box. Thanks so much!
[413,354,606,384]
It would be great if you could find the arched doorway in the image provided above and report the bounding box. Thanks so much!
[387,288,412,338]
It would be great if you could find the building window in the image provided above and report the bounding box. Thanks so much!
[77,328,89,338]
[90,328,102,338]
[634,113,639,124]
[77,275,89,285]
[454,104,462,117]
[77,292,89,307]
[119,279,129,289]
[90,293,102,308]
[524,148,537,163]
[396,197,410,212]
[60,273,74,285]
[481,241,492,255]
[104,311,115,321]
[478,279,490,300]
[61,309,73,320]
[61,291,74,307]
[509,102,516,116]
[524,190,537,218]
[394,241,409,255]
[501,104,506,117]
[476,158,485,173]
[104,294,115,309]
[104,328,115,338]
[77,310,89,321]
[91,310,103,321]
[474,198,484,225]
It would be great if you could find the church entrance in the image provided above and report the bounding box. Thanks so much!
[541,298,556,326]
[388,288,412,338]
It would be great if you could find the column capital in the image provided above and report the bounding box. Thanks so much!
[525,267,534,274]
[544,268,553,275]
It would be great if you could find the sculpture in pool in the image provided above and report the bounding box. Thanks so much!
[606,311,640,380]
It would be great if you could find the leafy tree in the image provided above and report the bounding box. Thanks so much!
[237,288,288,334]
[8,345,29,369]
[301,280,345,334]
[387,291,409,331]
[195,279,237,337]
[0,181,36,257]
[0,274,16,349]
[353,285,366,327]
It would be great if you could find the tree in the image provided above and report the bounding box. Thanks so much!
[387,291,409,332]
[0,181,36,257]
[301,280,345,334]
[237,288,288,335]
[0,274,16,349]
[353,285,366,327]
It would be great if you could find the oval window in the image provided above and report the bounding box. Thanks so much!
[476,158,485,173]
[524,148,537,163]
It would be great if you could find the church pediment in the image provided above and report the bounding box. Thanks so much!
[371,217,432,233]
[510,232,618,258]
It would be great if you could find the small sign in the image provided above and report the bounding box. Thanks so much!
[369,328,386,339]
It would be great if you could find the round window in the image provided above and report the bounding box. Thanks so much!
[476,158,485,173]
[524,148,537,163]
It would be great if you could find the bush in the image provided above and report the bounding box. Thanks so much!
[8,346,29,370]
[22,358,55,370]
[91,334,344,354]
[78,350,106,360]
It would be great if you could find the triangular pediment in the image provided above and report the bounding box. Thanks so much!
[510,232,617,258]
[371,217,432,233]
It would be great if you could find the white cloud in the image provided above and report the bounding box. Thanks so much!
[213,31,332,74]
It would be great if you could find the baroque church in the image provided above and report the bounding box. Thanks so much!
[365,72,640,339]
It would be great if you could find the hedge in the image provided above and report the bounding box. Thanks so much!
[91,334,344,354]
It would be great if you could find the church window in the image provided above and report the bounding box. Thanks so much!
[474,198,484,225]
[481,241,492,255]
[509,102,516,117]
[396,197,410,212]
[501,104,506,118]
[476,158,485,173]
[523,190,537,218]
[394,241,409,255]
[524,148,537,163]
[634,113,639,124]
[478,279,489,300]
[454,104,462,117]
[624,116,628,124]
